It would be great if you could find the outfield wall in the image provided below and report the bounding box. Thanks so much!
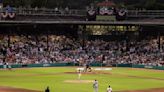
[0,63,75,69]
[0,63,164,70]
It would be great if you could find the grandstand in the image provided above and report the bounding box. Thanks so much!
[0,0,164,66]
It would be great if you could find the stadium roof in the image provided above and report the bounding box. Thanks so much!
[0,21,164,26]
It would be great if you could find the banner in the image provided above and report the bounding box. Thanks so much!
[87,9,96,21]
[99,7,113,15]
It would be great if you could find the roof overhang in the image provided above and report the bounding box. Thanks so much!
[0,21,163,26]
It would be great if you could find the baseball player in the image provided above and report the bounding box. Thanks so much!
[107,85,112,92]
[6,62,12,70]
[93,80,98,92]
[3,62,7,69]
[84,63,92,72]
[45,86,50,92]
[78,69,82,80]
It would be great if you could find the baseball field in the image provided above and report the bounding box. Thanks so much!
[0,67,164,92]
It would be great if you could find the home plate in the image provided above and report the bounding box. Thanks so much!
[64,80,93,83]
[94,68,112,71]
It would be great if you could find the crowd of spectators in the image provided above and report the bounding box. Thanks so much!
[0,35,164,66]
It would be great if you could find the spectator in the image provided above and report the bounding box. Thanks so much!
[45,86,50,92]
[5,5,13,13]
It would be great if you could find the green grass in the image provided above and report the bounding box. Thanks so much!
[0,67,164,92]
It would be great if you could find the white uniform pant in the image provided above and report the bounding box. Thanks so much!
[94,88,98,92]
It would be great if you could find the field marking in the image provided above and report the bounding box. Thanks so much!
[94,68,112,70]
[76,68,112,71]
[76,68,85,71]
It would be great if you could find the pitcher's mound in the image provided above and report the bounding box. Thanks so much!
[64,80,93,83]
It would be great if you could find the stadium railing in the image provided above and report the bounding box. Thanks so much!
[1,8,164,18]
[127,10,164,18]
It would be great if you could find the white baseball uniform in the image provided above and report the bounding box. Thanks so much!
[107,87,112,92]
